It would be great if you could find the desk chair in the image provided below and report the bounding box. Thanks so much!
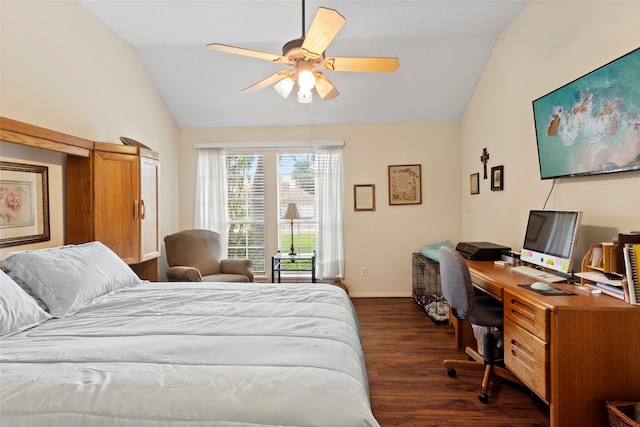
[439,246,522,403]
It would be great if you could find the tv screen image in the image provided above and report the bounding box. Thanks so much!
[532,47,640,179]
[520,210,583,275]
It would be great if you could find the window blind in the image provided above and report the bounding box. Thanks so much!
[225,154,265,271]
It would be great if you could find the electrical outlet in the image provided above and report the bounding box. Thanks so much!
[361,266,367,276]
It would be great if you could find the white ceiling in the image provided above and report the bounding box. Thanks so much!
[78,0,531,128]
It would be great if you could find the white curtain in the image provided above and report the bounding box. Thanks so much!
[315,146,344,280]
[194,148,229,256]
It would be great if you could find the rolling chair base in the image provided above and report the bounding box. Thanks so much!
[443,346,524,404]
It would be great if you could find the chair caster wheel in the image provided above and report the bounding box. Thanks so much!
[478,393,489,404]
[447,368,457,377]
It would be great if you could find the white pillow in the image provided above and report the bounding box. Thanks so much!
[1,242,142,317]
[0,269,51,337]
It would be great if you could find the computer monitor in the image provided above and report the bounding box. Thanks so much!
[520,210,583,275]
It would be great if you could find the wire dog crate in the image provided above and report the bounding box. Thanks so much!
[412,252,449,323]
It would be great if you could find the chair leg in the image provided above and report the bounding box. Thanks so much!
[479,364,492,403]
[465,346,484,363]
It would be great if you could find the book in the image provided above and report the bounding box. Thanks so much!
[595,282,625,297]
[616,233,640,275]
[632,244,640,305]
[623,243,640,306]
[584,283,622,299]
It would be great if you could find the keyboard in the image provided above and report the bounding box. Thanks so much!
[511,265,567,283]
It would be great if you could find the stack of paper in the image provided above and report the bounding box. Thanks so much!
[590,245,603,267]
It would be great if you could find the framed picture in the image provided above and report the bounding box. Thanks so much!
[470,173,480,195]
[354,184,375,211]
[491,165,504,191]
[388,164,422,205]
[0,162,50,248]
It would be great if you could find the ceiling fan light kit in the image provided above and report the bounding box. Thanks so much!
[207,1,399,104]
[274,77,294,98]
[297,90,313,104]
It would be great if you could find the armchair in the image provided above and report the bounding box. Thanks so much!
[164,229,254,282]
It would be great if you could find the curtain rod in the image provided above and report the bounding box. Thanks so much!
[194,140,344,150]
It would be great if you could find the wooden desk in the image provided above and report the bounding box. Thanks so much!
[467,260,640,427]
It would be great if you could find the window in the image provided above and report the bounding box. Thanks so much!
[225,154,265,271]
[195,142,344,281]
[278,153,317,255]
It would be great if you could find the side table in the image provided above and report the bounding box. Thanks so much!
[272,251,316,283]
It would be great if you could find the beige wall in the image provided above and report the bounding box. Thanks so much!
[3,0,638,294]
[179,122,462,296]
[0,1,180,258]
[461,0,640,265]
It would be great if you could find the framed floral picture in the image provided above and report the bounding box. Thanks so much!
[388,164,422,205]
[0,162,50,247]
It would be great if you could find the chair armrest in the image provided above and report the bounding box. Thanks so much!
[221,259,254,282]
[166,266,203,282]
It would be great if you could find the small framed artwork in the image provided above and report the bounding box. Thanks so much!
[470,173,480,195]
[491,165,504,191]
[354,184,375,211]
[0,162,50,248]
[388,164,422,205]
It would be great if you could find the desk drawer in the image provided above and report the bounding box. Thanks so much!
[504,317,549,402]
[504,291,548,341]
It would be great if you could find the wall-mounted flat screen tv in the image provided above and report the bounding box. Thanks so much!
[532,47,640,179]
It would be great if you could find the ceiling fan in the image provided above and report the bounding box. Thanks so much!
[207,0,399,103]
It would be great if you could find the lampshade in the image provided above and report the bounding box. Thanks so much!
[283,203,302,220]
[275,77,294,98]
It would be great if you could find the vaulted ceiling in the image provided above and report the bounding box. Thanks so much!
[79,0,531,128]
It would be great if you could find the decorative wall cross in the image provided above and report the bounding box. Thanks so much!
[480,148,490,179]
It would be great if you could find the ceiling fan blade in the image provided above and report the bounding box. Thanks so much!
[207,43,290,64]
[314,72,339,100]
[323,57,400,73]
[301,8,345,60]
[241,70,293,94]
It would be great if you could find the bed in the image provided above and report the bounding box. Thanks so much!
[0,242,379,427]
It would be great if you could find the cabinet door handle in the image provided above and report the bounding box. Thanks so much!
[133,200,139,220]
[140,200,146,220]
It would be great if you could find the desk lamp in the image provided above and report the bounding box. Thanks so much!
[283,203,302,255]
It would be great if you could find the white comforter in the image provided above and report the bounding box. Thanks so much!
[0,282,379,427]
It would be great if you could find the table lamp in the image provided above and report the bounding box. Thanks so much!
[283,203,301,255]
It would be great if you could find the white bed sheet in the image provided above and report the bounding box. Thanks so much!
[0,282,379,427]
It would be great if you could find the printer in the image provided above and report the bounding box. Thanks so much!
[455,242,511,261]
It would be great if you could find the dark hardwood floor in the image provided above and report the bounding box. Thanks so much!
[351,297,550,426]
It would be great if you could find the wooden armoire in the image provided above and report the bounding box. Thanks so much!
[67,142,160,281]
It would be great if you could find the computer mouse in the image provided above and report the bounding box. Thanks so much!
[531,281,553,291]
